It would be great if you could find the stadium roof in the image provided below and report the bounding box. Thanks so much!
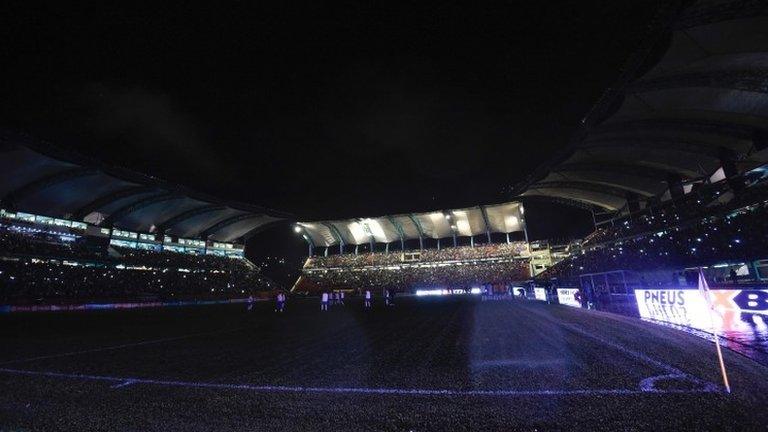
[0,132,291,242]
[298,202,524,247]
[515,0,768,212]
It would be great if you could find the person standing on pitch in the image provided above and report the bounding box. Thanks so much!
[276,292,286,313]
[321,291,329,311]
[339,290,345,305]
[364,289,372,308]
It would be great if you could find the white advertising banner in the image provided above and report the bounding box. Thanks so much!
[534,287,547,301]
[634,289,768,331]
[557,288,581,308]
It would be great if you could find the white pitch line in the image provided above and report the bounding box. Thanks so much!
[0,368,718,397]
[519,305,722,392]
[110,379,137,389]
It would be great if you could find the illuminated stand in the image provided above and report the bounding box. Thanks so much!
[1,209,245,258]
[295,202,528,257]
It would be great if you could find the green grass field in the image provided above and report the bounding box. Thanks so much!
[1,296,766,431]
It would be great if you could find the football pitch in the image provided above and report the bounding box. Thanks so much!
[1,296,766,431]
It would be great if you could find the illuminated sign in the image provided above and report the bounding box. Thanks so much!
[635,289,768,331]
[402,252,421,262]
[557,288,581,308]
[415,288,481,296]
[534,287,547,301]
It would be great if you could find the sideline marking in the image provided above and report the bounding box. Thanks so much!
[0,368,718,397]
[111,379,136,389]
[521,305,722,392]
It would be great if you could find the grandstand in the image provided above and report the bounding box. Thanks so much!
[293,203,533,294]
[514,0,768,216]
[0,134,289,306]
[515,0,768,295]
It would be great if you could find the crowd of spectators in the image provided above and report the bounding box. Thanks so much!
[307,242,529,269]
[113,247,255,271]
[0,225,100,259]
[580,173,768,249]
[540,200,768,283]
[297,256,531,294]
[0,228,275,305]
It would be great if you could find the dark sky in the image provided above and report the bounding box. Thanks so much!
[1,1,660,215]
[1,1,661,279]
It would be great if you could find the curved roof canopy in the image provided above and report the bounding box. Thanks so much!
[516,0,768,211]
[298,202,524,248]
[0,133,290,242]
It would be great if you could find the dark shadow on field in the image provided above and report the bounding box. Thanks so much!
[0,297,664,393]
[0,305,254,363]
[256,298,375,388]
[470,298,575,390]
[345,295,475,390]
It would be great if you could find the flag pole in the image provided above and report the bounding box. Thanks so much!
[699,268,731,394]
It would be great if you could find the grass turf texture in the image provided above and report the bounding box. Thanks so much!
[0,297,766,431]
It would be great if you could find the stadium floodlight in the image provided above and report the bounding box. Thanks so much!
[294,225,302,233]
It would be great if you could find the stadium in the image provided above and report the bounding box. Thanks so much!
[2,1,768,430]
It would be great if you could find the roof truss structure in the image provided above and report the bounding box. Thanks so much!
[298,202,525,248]
[0,136,291,243]
[513,3,768,211]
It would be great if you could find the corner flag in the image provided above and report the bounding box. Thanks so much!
[698,268,731,393]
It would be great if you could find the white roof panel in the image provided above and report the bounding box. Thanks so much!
[299,201,525,244]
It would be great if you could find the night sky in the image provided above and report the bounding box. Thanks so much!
[1,2,661,281]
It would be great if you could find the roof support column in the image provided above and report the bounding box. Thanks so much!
[323,223,345,254]
[387,216,406,251]
[297,226,315,256]
[407,214,424,250]
[444,211,457,247]
[521,204,530,244]
[666,173,684,200]
[719,147,745,196]
[479,205,492,244]
[626,192,641,214]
